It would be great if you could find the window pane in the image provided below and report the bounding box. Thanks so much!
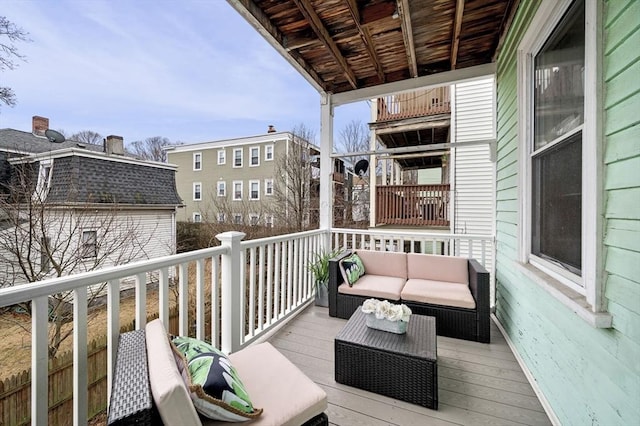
[532,132,582,274]
[534,0,584,150]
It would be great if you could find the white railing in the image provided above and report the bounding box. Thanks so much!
[0,227,494,425]
[0,229,325,426]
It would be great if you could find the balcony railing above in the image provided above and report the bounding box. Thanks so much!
[376,184,450,227]
[376,87,451,122]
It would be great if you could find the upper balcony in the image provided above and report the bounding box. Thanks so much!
[376,87,451,124]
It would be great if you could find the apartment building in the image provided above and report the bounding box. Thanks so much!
[166,127,323,228]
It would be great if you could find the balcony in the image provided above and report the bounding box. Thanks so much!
[376,184,450,227]
[0,228,551,425]
[376,87,451,123]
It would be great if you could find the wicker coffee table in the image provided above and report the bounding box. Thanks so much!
[334,308,438,409]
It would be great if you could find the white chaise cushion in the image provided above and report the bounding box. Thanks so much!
[145,319,202,426]
[204,342,327,426]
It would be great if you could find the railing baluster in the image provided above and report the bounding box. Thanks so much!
[73,287,88,426]
[179,263,188,337]
[240,249,246,344]
[32,296,48,426]
[195,259,205,340]
[159,267,169,327]
[212,256,220,348]
[135,272,147,330]
[287,239,293,312]
[273,242,279,323]
[107,279,120,404]
[249,247,256,337]
[258,245,265,331]
[293,238,299,305]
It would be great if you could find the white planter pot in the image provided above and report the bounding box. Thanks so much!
[365,313,408,334]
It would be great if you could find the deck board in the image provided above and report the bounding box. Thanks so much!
[267,305,552,426]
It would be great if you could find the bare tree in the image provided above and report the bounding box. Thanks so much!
[0,16,30,108]
[130,136,172,162]
[337,120,372,226]
[70,130,103,145]
[272,124,317,232]
[0,162,157,356]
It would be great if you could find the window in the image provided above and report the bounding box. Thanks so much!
[233,148,243,167]
[233,213,242,224]
[193,212,202,223]
[233,181,243,200]
[217,212,226,223]
[81,230,97,259]
[193,182,202,201]
[250,146,260,166]
[265,215,274,228]
[249,214,259,226]
[217,181,226,197]
[34,160,53,200]
[264,179,274,196]
[218,149,226,165]
[40,236,50,270]
[193,153,202,170]
[518,0,603,314]
[249,180,260,200]
[265,144,274,161]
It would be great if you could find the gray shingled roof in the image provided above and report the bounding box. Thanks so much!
[0,128,182,206]
[0,128,104,154]
[47,156,182,205]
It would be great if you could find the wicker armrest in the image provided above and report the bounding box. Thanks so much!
[468,259,491,343]
[107,329,158,426]
[328,251,351,317]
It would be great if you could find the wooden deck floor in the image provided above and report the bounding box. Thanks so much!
[267,305,552,426]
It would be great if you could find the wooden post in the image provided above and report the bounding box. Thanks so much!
[217,231,245,354]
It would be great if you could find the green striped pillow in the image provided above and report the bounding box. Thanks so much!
[171,336,262,422]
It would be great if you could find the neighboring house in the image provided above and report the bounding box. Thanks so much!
[369,78,495,260]
[166,126,346,228]
[0,116,182,287]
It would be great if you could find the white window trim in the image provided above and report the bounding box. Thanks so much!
[217,212,225,223]
[517,0,608,325]
[34,159,53,200]
[193,212,202,223]
[193,182,202,201]
[217,149,226,165]
[250,146,260,167]
[217,181,226,197]
[265,144,274,161]
[233,213,243,224]
[249,179,260,200]
[264,178,274,196]
[193,152,202,171]
[265,215,274,227]
[233,180,243,201]
[249,213,259,226]
[233,148,243,168]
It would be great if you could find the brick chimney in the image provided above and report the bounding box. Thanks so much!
[32,116,49,136]
[267,125,276,133]
[104,135,124,155]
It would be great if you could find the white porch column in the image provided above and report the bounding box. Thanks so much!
[369,99,377,227]
[217,231,246,354]
[319,93,334,247]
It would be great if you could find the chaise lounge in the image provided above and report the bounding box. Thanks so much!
[328,250,490,343]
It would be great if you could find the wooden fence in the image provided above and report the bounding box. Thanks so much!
[0,309,179,426]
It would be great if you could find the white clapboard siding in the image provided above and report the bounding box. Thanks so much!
[453,78,495,265]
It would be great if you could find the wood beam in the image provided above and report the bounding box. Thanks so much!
[344,0,385,83]
[283,35,317,51]
[361,1,396,25]
[451,0,465,69]
[226,0,326,93]
[397,0,418,77]
[291,0,358,89]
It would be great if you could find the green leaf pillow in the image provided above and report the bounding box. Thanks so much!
[171,336,262,422]
[340,253,365,286]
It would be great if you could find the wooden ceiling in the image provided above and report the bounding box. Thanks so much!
[228,0,518,95]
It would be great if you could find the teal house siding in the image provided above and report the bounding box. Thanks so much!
[494,0,640,425]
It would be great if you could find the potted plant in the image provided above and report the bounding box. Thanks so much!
[307,249,340,307]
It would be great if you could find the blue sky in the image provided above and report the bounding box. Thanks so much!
[0,1,369,145]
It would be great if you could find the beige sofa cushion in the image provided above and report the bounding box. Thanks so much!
[402,279,476,309]
[407,253,468,285]
[355,250,407,279]
[204,342,327,426]
[145,319,202,426]
[338,274,405,300]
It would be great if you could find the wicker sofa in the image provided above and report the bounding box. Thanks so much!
[107,319,328,426]
[328,250,490,343]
